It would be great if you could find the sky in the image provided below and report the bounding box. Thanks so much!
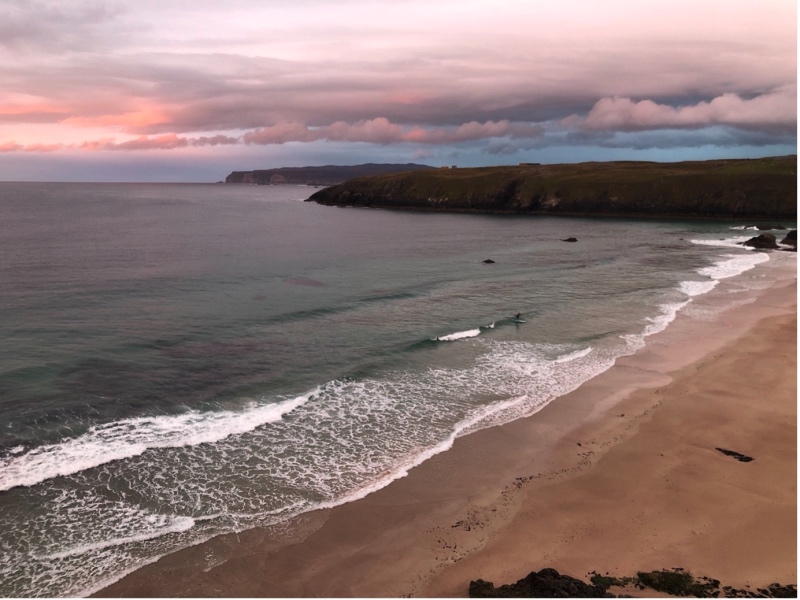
[0,0,796,182]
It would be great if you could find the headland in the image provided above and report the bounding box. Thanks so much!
[308,156,797,219]
[225,162,434,185]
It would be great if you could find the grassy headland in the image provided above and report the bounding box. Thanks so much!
[308,156,797,219]
[225,163,434,185]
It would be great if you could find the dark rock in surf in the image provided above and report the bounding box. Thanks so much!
[469,568,611,597]
[780,229,796,246]
[741,233,779,249]
[561,237,578,242]
[483,259,496,263]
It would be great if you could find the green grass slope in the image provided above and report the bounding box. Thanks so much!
[308,156,797,219]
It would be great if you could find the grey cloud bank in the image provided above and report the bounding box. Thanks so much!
[0,0,795,181]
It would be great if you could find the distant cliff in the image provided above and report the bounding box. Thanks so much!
[225,163,434,185]
[308,156,797,219]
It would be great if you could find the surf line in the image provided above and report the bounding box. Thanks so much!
[434,322,495,342]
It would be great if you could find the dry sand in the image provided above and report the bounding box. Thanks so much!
[98,265,796,598]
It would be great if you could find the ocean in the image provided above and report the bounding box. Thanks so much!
[0,182,794,597]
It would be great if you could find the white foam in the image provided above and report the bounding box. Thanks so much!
[677,246,771,302]
[690,235,753,249]
[312,395,524,510]
[730,225,758,230]
[38,515,195,560]
[435,328,481,341]
[618,299,690,355]
[679,280,718,297]
[698,252,770,280]
[555,347,593,363]
[645,301,689,337]
[0,392,313,491]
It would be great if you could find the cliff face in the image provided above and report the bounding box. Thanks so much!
[225,163,434,185]
[308,156,797,219]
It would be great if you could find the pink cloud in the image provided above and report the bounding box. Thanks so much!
[23,143,63,152]
[242,122,316,145]
[63,108,171,131]
[242,118,544,146]
[0,141,63,152]
[563,86,796,132]
[114,134,189,150]
[78,138,117,151]
[325,118,405,144]
[76,133,239,151]
[192,134,239,146]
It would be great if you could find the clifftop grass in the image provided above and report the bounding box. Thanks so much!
[309,156,797,219]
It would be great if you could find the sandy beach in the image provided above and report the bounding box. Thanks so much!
[98,261,796,598]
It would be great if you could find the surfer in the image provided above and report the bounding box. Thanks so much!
[515,313,521,320]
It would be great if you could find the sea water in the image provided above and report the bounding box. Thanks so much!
[0,182,794,596]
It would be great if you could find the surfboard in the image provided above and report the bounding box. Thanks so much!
[512,318,526,323]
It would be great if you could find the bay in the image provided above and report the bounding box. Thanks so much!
[0,182,790,596]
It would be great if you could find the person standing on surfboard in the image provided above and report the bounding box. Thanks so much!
[515,313,521,320]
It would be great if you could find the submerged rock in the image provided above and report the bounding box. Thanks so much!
[755,224,787,230]
[561,237,578,242]
[469,568,611,597]
[483,259,496,263]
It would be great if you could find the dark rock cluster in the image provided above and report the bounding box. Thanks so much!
[470,568,797,598]
[469,568,611,597]
[740,229,796,251]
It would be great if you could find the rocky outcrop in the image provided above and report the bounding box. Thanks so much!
[308,156,797,219]
[469,568,611,597]
[780,230,797,246]
[741,233,779,249]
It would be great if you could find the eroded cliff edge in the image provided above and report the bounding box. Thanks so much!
[307,156,797,219]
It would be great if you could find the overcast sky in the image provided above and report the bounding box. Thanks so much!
[1,0,796,181]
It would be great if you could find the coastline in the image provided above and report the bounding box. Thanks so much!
[96,258,796,597]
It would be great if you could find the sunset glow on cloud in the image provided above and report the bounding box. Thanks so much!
[0,0,795,181]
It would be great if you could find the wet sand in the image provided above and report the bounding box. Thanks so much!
[98,267,796,597]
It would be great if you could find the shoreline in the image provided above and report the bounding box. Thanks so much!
[97,258,796,597]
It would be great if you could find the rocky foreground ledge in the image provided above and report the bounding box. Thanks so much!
[308,156,796,219]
